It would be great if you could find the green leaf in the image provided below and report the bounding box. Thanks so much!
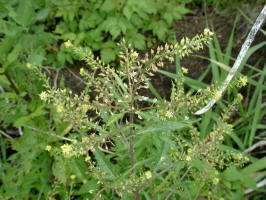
[123,5,133,20]
[36,8,50,21]
[100,48,116,63]
[100,1,116,12]
[107,112,125,126]
[52,156,67,184]
[0,92,17,99]
[13,0,34,27]
[94,147,116,178]
[138,120,187,134]
[5,44,21,66]
[242,157,266,174]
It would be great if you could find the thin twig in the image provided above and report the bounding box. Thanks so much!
[242,140,266,155]
[136,164,174,193]
[195,5,266,115]
[0,129,14,140]
[66,68,87,85]
[98,145,122,157]
[93,187,107,200]
[165,167,191,200]
[53,69,60,89]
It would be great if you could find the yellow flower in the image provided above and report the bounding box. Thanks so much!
[204,28,214,36]
[214,91,221,100]
[61,144,72,158]
[82,179,87,184]
[187,148,193,153]
[82,104,89,111]
[185,156,192,161]
[132,51,138,58]
[85,156,91,162]
[45,145,52,152]
[181,67,188,74]
[213,177,219,185]
[165,111,173,118]
[39,91,47,101]
[145,171,152,179]
[80,68,85,75]
[70,175,76,180]
[239,76,248,86]
[56,105,64,113]
[64,40,72,48]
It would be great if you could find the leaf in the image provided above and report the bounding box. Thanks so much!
[0,92,17,99]
[100,1,116,12]
[5,44,21,66]
[52,156,67,184]
[110,70,128,94]
[242,157,266,174]
[100,48,116,63]
[13,0,34,27]
[138,120,187,134]
[107,112,125,126]
[94,147,116,179]
[123,5,133,20]
[36,8,50,21]
[131,33,146,50]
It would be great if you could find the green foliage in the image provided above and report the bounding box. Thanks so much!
[0,0,190,68]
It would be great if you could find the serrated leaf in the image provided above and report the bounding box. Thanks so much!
[52,156,67,184]
[6,44,21,66]
[110,70,128,94]
[94,147,116,178]
[138,120,187,134]
[107,112,125,126]
[123,5,133,20]
[36,8,50,21]
[100,48,116,63]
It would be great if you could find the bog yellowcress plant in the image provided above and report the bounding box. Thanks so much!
[32,29,250,199]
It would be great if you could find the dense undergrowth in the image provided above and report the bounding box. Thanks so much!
[0,0,265,199]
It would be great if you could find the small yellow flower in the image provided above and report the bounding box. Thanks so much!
[45,145,52,152]
[85,156,91,162]
[214,91,221,100]
[181,67,188,74]
[218,135,224,141]
[80,68,85,75]
[239,76,248,86]
[82,104,89,111]
[26,63,32,68]
[39,91,47,101]
[165,111,173,118]
[64,40,72,48]
[132,51,138,58]
[213,177,219,185]
[185,156,192,162]
[145,171,152,179]
[70,175,76,180]
[61,144,72,158]
[187,148,193,153]
[56,105,64,113]
[82,179,87,184]
[237,93,243,101]
[204,28,214,36]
